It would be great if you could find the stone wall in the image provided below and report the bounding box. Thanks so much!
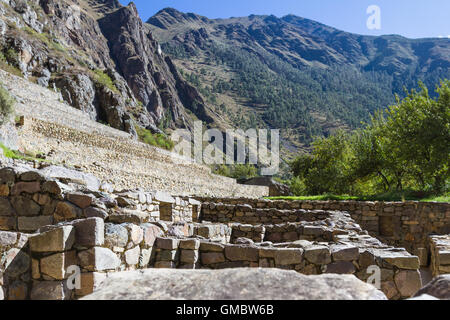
[0,230,31,300]
[197,198,450,263]
[429,235,450,277]
[2,216,216,299]
[27,218,165,299]
[2,219,420,300]
[0,163,446,301]
[150,235,422,300]
[0,163,209,300]
[0,166,202,233]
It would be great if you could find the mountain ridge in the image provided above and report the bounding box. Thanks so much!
[148,7,450,73]
[146,7,449,161]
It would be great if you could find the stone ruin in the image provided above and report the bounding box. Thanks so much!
[0,163,449,300]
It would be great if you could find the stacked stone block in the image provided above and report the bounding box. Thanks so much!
[149,235,422,300]
[198,198,450,264]
[193,223,232,243]
[3,217,167,300]
[230,224,265,243]
[0,166,201,234]
[0,230,31,300]
[429,235,450,277]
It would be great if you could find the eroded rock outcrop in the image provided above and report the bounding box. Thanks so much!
[0,0,211,137]
[98,3,191,129]
[414,275,450,300]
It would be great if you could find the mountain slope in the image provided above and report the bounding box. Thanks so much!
[147,8,450,156]
[0,1,211,137]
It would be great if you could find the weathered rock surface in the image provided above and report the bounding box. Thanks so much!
[82,268,387,300]
[29,226,75,253]
[78,247,121,272]
[30,280,71,300]
[98,3,195,129]
[414,275,450,300]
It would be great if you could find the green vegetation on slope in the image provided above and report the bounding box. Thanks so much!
[136,126,174,151]
[0,84,15,125]
[289,80,450,198]
[0,47,22,77]
[212,163,258,180]
[92,69,119,93]
[0,142,50,163]
[166,42,395,144]
[266,192,450,203]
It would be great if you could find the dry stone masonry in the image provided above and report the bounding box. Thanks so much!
[198,197,450,266]
[429,235,450,277]
[0,162,448,300]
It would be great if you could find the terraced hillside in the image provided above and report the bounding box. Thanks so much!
[0,69,267,198]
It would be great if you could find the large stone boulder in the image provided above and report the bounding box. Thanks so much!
[414,275,450,300]
[82,268,387,300]
[40,166,100,191]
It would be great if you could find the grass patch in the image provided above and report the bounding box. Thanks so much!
[24,27,66,53]
[92,70,118,93]
[0,84,15,125]
[422,194,450,203]
[0,49,22,77]
[267,195,359,201]
[136,126,174,151]
[267,190,450,203]
[0,142,50,162]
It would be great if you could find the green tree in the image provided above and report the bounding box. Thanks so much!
[291,131,354,194]
[383,81,450,192]
[291,80,450,196]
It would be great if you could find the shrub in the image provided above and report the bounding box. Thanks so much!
[289,176,308,196]
[92,70,118,93]
[212,164,258,180]
[136,126,174,151]
[0,85,15,125]
[0,48,22,77]
[4,48,19,65]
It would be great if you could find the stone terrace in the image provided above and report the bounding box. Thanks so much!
[0,69,267,198]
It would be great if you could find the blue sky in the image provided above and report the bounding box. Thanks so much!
[119,0,450,39]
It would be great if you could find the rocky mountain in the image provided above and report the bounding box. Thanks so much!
[149,8,449,82]
[1,2,449,162]
[148,8,450,154]
[0,1,211,138]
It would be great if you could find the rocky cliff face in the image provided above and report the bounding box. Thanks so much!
[0,0,208,136]
[98,3,188,130]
